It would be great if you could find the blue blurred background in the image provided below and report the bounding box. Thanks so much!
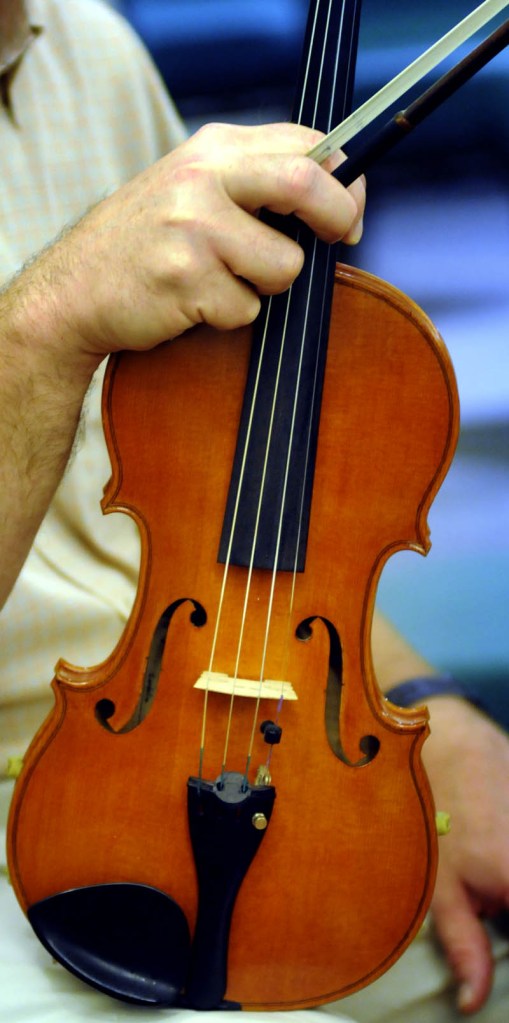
[111,1,508,683]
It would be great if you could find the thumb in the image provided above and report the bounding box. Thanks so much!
[432,874,494,1014]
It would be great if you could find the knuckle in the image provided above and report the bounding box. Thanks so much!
[162,240,202,291]
[210,291,261,331]
[330,193,359,242]
[258,238,304,294]
[243,292,262,324]
[189,122,241,165]
[285,155,318,203]
[277,243,305,288]
[190,121,227,151]
[168,160,208,193]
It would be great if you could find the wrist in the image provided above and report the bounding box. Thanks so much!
[5,258,101,385]
[385,674,471,708]
[385,673,509,734]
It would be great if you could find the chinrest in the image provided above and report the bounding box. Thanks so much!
[28,882,190,1006]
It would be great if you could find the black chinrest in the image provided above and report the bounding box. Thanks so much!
[28,882,190,1006]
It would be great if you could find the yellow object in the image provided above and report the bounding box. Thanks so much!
[435,811,451,836]
[6,757,23,779]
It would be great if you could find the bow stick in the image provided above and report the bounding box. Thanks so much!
[333,16,509,188]
[309,0,508,165]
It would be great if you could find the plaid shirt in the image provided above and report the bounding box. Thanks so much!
[0,0,185,772]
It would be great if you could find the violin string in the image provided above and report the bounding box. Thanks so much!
[197,297,274,777]
[287,0,361,588]
[228,0,357,780]
[279,0,356,616]
[233,0,327,773]
[295,0,321,125]
[304,0,337,127]
[222,281,298,777]
[198,0,324,778]
[215,0,328,778]
[287,0,361,592]
[241,243,321,780]
[241,0,356,776]
[284,2,361,596]
[244,0,362,766]
[200,0,353,783]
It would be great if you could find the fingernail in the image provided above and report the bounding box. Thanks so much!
[457,982,474,1012]
[350,216,364,245]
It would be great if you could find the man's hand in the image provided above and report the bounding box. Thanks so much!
[423,697,509,1014]
[0,120,364,610]
[22,121,365,362]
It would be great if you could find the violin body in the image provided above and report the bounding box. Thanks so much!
[8,264,458,1008]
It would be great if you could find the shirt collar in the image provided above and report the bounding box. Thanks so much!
[0,3,42,116]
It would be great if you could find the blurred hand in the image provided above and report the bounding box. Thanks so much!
[423,697,509,1014]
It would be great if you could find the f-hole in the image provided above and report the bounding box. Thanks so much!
[96,598,207,734]
[296,615,380,767]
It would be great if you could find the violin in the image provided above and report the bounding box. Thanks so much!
[7,0,473,1010]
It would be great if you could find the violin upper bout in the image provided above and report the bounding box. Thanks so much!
[326,262,459,557]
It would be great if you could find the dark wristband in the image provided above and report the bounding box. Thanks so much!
[385,673,509,734]
[386,674,472,708]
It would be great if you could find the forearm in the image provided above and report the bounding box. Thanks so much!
[371,610,435,692]
[0,260,101,608]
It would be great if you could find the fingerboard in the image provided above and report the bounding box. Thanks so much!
[218,0,362,572]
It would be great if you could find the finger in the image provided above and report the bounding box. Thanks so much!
[343,213,364,246]
[199,121,326,161]
[182,264,262,333]
[226,151,360,244]
[432,875,494,1015]
[148,223,263,335]
[342,175,366,245]
[207,205,305,295]
[200,276,261,331]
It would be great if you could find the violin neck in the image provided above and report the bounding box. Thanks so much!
[218,0,363,573]
[292,0,362,130]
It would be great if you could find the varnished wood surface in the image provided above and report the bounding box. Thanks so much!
[7,265,459,1008]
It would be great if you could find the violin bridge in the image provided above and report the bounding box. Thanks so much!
[194,671,298,700]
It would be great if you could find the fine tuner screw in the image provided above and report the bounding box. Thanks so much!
[252,813,268,831]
